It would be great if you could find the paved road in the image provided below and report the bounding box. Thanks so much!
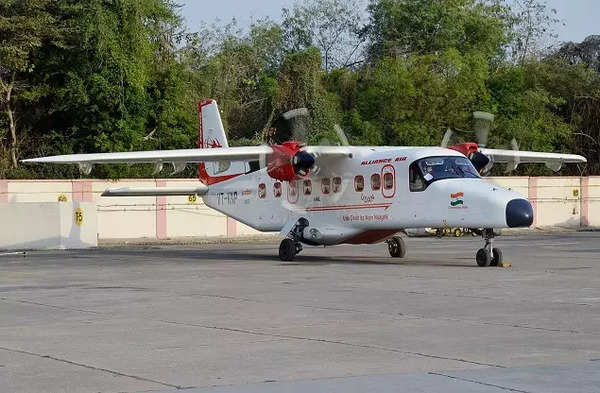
[1,233,599,392]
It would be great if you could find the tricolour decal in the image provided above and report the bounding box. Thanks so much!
[450,192,465,208]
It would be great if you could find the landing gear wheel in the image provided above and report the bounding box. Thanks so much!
[491,248,503,267]
[476,248,491,267]
[388,236,406,258]
[279,238,297,261]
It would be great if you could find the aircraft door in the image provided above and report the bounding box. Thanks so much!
[381,164,396,198]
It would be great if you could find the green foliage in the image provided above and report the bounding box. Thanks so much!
[366,0,510,61]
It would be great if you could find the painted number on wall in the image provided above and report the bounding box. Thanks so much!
[74,208,84,226]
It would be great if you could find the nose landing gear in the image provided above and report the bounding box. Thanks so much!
[387,236,406,258]
[476,228,503,267]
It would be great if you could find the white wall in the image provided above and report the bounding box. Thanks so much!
[0,202,97,250]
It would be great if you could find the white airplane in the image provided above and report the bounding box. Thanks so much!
[24,100,587,266]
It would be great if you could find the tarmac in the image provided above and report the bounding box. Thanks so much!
[1,232,599,393]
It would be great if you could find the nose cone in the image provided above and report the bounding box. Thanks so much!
[506,199,534,228]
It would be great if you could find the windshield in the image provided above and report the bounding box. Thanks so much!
[410,156,480,192]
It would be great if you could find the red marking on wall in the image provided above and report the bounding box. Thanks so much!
[227,217,237,237]
[581,177,590,227]
[0,180,7,203]
[72,180,93,202]
[156,180,168,239]
[528,177,538,228]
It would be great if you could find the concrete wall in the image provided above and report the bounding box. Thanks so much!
[0,177,598,241]
[0,202,97,250]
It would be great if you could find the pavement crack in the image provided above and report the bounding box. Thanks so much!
[0,346,190,390]
[0,297,103,315]
[429,372,533,393]
[159,319,505,369]
[183,293,591,336]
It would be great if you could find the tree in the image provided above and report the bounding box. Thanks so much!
[282,0,367,72]
[25,0,190,178]
[507,0,561,64]
[365,0,509,62]
[0,0,65,169]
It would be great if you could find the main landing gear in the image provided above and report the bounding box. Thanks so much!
[476,228,503,267]
[279,238,303,261]
[387,236,406,258]
[279,218,308,261]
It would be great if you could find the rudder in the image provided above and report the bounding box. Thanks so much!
[197,100,246,184]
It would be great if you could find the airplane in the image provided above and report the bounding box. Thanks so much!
[23,99,587,267]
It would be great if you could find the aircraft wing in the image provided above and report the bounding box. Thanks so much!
[22,146,273,165]
[22,145,353,175]
[479,148,587,172]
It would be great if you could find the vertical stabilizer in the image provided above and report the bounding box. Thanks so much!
[197,100,246,184]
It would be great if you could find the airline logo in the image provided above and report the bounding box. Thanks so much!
[450,192,464,207]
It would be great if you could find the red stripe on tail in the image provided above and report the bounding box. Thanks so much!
[197,100,242,185]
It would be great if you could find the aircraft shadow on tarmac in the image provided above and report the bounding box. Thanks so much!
[26,247,479,268]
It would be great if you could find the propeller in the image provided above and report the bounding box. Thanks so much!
[504,138,520,173]
[473,111,494,148]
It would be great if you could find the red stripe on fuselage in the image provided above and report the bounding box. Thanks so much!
[305,203,392,212]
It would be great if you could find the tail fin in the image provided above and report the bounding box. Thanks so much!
[198,99,228,149]
[197,100,246,185]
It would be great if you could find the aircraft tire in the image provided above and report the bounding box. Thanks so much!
[476,248,491,267]
[388,236,406,258]
[491,248,503,267]
[279,238,296,261]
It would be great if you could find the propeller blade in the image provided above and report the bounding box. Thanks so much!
[473,111,494,148]
[505,138,520,173]
[441,128,453,148]
[283,108,310,144]
[334,124,350,146]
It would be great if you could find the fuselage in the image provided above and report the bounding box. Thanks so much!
[203,146,532,245]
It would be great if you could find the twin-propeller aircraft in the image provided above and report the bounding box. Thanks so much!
[24,100,587,266]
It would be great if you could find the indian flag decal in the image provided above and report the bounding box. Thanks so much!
[450,192,464,207]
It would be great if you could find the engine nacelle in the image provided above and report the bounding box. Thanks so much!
[267,141,315,181]
[448,142,491,174]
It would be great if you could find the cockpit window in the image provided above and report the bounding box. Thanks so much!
[409,156,480,192]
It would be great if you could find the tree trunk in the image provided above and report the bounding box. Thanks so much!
[7,105,17,168]
[4,74,17,168]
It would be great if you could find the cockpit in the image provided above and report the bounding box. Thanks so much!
[409,156,480,192]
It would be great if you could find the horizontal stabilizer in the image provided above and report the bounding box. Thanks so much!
[101,185,208,197]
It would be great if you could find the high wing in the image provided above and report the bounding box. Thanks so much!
[479,148,587,172]
[22,145,353,175]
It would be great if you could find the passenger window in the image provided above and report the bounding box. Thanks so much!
[321,178,331,194]
[371,174,381,191]
[303,179,312,195]
[332,177,342,193]
[258,183,266,199]
[384,173,394,190]
[354,175,364,192]
[273,182,282,198]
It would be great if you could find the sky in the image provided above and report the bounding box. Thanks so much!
[180,0,599,44]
